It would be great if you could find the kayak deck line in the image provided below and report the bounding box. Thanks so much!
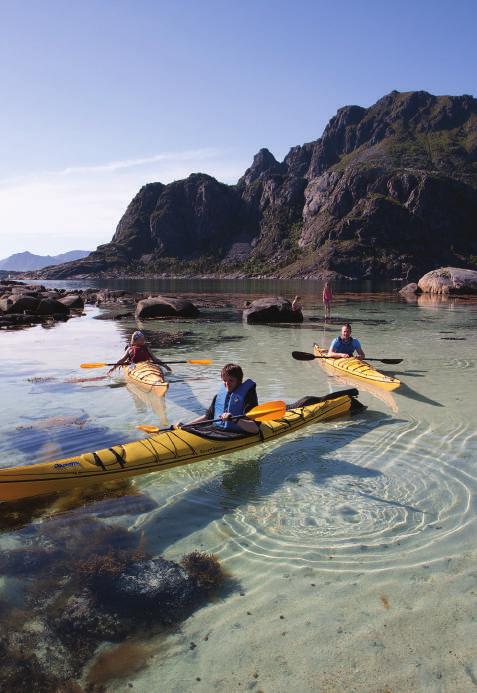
[123,362,169,395]
[0,391,359,502]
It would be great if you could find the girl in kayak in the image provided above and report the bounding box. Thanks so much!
[328,323,365,360]
[108,331,172,374]
[178,363,259,433]
[323,281,332,319]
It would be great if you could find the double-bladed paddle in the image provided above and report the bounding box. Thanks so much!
[136,399,287,434]
[291,350,402,365]
[80,359,212,369]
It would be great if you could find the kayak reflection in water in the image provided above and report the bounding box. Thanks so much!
[108,331,173,375]
[328,323,366,360]
[177,363,259,434]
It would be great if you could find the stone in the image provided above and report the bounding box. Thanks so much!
[58,294,85,309]
[36,298,70,316]
[243,296,303,323]
[417,267,477,294]
[398,282,420,296]
[135,296,199,319]
[3,295,41,314]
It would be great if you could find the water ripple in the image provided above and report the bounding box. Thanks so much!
[185,417,477,574]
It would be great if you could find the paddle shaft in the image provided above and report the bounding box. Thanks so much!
[291,350,401,365]
[81,358,211,369]
[315,355,401,364]
[137,401,286,433]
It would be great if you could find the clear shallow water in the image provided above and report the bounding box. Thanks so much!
[1,287,477,691]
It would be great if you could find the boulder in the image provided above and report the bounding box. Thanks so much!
[417,267,477,294]
[3,295,41,314]
[0,296,13,312]
[243,296,304,323]
[36,298,70,316]
[135,296,199,319]
[59,294,85,309]
[398,282,420,296]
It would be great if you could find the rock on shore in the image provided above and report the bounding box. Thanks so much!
[417,267,477,294]
[400,267,477,297]
[243,296,303,323]
[0,280,85,330]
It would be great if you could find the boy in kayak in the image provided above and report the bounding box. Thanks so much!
[178,363,259,433]
[328,323,365,360]
[108,331,172,374]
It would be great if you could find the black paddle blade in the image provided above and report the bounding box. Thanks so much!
[292,351,316,361]
[379,358,402,364]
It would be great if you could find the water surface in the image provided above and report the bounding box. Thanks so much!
[1,284,476,691]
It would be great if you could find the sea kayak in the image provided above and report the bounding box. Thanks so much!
[0,389,360,502]
[123,362,169,396]
[313,344,400,390]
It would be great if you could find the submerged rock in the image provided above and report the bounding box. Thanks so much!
[92,557,196,621]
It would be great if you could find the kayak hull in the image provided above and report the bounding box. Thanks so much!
[0,392,358,502]
[123,362,169,396]
[313,344,400,390]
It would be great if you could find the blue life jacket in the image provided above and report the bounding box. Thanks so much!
[213,379,256,432]
[331,336,361,356]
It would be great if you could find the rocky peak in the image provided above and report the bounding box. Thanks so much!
[238,148,285,187]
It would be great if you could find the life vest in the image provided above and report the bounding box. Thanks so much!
[129,345,151,363]
[335,336,359,356]
[213,379,256,432]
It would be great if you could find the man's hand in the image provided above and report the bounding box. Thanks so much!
[220,412,233,421]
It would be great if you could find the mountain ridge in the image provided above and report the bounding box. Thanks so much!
[0,250,91,272]
[35,90,477,281]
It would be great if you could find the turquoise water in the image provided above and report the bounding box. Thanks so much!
[1,285,476,691]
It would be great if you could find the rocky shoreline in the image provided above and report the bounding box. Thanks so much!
[3,265,477,332]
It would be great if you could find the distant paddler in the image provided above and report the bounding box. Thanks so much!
[108,331,173,375]
[328,323,365,360]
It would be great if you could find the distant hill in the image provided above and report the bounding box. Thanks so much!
[37,90,477,281]
[0,250,91,271]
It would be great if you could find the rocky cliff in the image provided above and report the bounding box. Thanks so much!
[39,90,477,280]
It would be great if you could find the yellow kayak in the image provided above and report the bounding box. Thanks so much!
[313,344,400,390]
[123,362,169,396]
[0,390,359,502]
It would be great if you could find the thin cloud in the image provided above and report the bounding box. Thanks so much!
[0,148,249,257]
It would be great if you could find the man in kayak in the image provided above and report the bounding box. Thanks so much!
[108,331,172,374]
[178,363,259,433]
[328,323,365,360]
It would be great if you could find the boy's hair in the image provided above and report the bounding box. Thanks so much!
[221,363,243,383]
[342,323,352,331]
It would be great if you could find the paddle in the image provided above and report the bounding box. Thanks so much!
[80,359,212,369]
[136,399,287,434]
[292,350,402,365]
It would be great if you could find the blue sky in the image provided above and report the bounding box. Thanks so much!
[0,0,476,257]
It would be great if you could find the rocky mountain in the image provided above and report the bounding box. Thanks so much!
[0,250,91,271]
[38,90,477,280]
